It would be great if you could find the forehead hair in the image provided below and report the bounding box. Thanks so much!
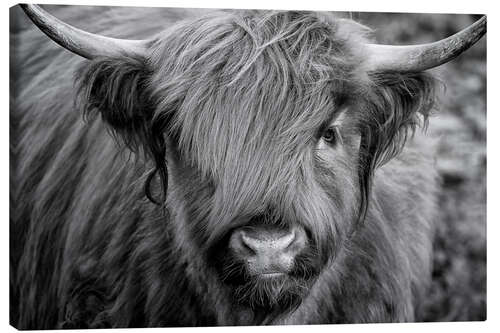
[147,10,369,207]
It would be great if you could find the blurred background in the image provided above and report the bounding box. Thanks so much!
[355,13,487,322]
[10,6,486,323]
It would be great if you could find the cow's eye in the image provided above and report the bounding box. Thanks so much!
[321,126,341,146]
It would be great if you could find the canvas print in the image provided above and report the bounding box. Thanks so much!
[9,4,486,329]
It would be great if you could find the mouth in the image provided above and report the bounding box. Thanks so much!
[260,272,286,278]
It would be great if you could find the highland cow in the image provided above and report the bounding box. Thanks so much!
[10,5,486,329]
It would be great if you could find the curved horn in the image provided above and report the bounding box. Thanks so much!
[20,4,149,59]
[365,16,486,72]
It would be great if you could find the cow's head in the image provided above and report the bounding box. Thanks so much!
[22,5,485,313]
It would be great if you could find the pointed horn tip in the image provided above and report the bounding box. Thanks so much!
[19,4,45,20]
[477,15,487,35]
[468,15,487,38]
[366,15,486,73]
[20,3,148,59]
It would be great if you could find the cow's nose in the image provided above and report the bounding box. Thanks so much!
[229,225,307,275]
[241,229,295,255]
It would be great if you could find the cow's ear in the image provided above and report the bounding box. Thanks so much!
[76,55,154,150]
[355,72,436,222]
[359,72,436,170]
[76,56,169,203]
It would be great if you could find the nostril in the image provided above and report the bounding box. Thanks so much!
[282,229,296,250]
[228,230,255,257]
[240,233,257,255]
[240,233,260,253]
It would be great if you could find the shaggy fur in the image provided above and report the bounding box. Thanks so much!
[11,6,438,328]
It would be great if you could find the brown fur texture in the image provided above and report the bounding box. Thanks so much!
[11,6,438,328]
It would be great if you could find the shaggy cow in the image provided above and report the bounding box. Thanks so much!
[10,5,486,329]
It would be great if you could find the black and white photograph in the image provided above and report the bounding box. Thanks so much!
[9,1,487,329]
